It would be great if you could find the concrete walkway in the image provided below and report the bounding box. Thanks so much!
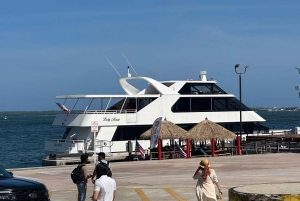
[9,153,300,201]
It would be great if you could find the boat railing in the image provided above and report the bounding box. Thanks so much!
[95,140,113,153]
[46,139,85,143]
[269,129,292,135]
[45,139,85,154]
[80,109,137,114]
[150,151,178,160]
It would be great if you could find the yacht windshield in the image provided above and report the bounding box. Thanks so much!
[0,166,13,178]
[178,83,226,95]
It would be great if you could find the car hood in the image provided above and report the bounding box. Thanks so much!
[0,177,46,190]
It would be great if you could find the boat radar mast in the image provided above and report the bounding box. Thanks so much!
[200,71,207,81]
[127,66,131,77]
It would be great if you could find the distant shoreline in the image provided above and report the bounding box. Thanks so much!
[0,111,61,116]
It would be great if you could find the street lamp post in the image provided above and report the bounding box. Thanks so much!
[234,64,249,140]
[295,67,300,97]
[295,68,299,134]
[295,86,299,98]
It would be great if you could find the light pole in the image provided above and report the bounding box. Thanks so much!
[295,86,299,98]
[234,64,249,139]
[295,67,300,98]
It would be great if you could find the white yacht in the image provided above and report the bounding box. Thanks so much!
[44,71,268,156]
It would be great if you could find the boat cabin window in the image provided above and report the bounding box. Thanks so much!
[112,125,152,141]
[178,83,226,95]
[61,96,159,114]
[162,82,175,87]
[171,97,250,112]
[112,122,268,141]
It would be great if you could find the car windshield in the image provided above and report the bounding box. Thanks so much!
[0,166,13,178]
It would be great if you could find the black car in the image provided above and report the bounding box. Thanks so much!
[0,166,50,201]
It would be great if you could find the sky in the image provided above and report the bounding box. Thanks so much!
[1,0,300,111]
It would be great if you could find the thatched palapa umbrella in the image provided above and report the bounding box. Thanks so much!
[182,118,237,141]
[140,119,186,140]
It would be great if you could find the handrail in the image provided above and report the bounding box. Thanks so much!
[57,109,138,114]
[82,109,137,114]
[150,151,179,160]
[95,140,113,153]
[95,140,113,147]
[45,139,85,154]
[46,139,84,143]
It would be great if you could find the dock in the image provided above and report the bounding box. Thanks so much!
[9,153,300,201]
[42,152,130,166]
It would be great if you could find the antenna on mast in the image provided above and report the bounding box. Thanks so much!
[122,53,138,76]
[104,56,121,77]
[127,66,131,77]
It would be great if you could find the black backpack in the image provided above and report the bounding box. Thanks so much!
[71,164,84,184]
[103,161,112,177]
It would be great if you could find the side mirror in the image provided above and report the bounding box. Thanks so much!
[8,172,13,176]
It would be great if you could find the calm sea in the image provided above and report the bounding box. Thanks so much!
[0,112,64,169]
[0,111,299,169]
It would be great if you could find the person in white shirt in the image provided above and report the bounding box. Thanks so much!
[92,163,116,201]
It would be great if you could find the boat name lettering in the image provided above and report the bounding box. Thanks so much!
[54,142,62,147]
[103,117,120,122]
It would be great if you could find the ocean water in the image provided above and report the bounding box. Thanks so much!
[0,112,64,169]
[0,111,299,169]
[257,110,300,132]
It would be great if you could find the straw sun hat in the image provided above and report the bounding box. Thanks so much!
[198,159,211,168]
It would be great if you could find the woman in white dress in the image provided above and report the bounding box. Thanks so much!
[193,159,222,201]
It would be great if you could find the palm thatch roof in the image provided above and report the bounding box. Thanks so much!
[181,118,237,141]
[139,119,187,140]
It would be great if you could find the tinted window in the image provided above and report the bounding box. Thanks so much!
[172,97,251,112]
[112,125,152,141]
[178,83,227,95]
[0,166,13,178]
[213,98,227,111]
[112,122,268,140]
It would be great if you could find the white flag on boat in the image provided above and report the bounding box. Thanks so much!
[150,117,162,149]
[56,102,70,113]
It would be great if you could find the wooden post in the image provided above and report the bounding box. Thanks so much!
[158,139,162,160]
[211,138,215,157]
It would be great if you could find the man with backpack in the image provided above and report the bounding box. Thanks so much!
[91,152,112,183]
[76,154,92,201]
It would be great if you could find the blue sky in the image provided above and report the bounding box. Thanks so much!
[0,1,300,111]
